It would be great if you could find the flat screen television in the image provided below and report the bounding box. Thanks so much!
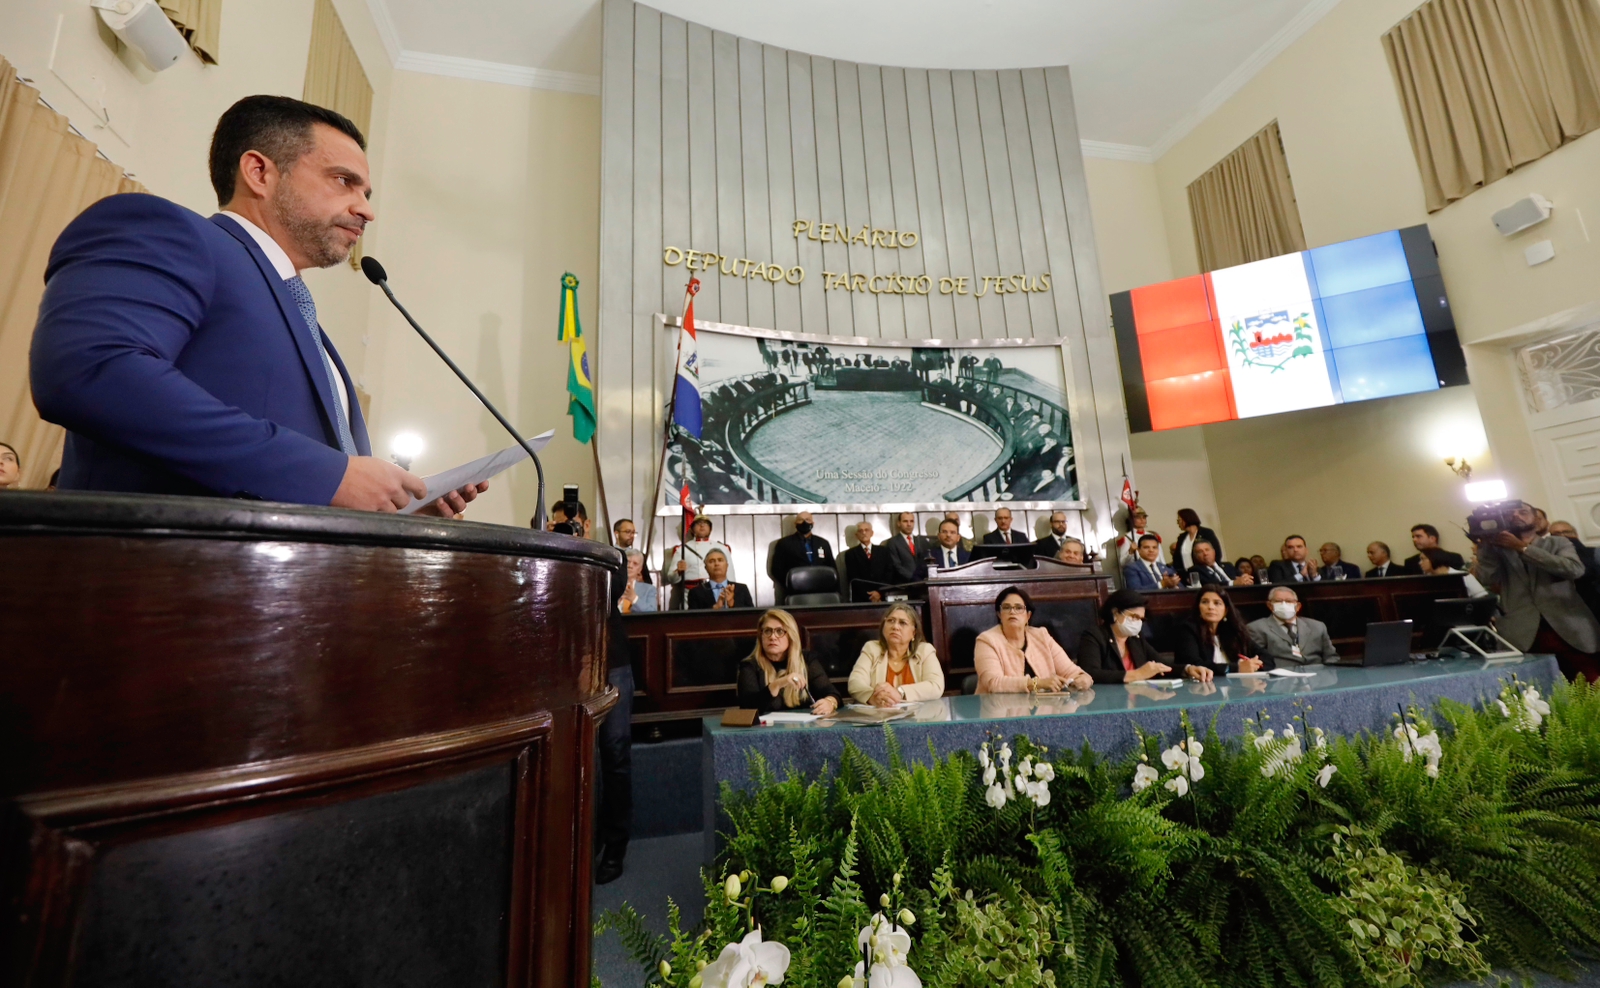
[1109,225,1466,433]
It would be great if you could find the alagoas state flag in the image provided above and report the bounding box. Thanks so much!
[674,279,703,439]
[558,273,595,444]
[1208,253,1335,419]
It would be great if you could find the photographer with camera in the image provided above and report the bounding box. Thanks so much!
[1472,501,1600,681]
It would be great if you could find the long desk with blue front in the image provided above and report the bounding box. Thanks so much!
[622,561,1472,727]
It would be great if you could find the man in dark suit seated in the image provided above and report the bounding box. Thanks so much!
[686,549,754,609]
[769,510,835,599]
[1402,524,1465,573]
[1365,541,1403,577]
[1033,510,1070,555]
[841,520,882,601]
[1316,542,1362,580]
[880,511,931,585]
[1123,533,1180,590]
[983,506,1024,545]
[1267,535,1319,584]
[1192,540,1252,587]
[30,96,482,515]
[930,518,972,571]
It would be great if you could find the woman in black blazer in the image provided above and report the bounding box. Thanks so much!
[1076,589,1174,684]
[1170,508,1222,579]
[735,608,842,716]
[1171,587,1269,680]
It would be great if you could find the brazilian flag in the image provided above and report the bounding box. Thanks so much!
[558,273,595,443]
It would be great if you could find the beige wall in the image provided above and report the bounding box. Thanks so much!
[362,71,602,529]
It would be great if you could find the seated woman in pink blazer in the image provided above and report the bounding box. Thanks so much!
[973,586,1094,694]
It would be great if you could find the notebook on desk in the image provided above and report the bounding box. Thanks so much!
[1326,620,1413,667]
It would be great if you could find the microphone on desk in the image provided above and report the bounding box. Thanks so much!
[360,255,548,528]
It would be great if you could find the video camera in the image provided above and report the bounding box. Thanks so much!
[550,484,583,536]
[1466,499,1526,542]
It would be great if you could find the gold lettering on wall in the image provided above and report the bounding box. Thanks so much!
[792,219,918,248]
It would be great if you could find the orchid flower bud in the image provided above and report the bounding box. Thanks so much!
[899,908,916,926]
[659,960,672,978]
[690,976,703,988]
[880,892,891,907]
[725,874,742,900]
[770,875,788,893]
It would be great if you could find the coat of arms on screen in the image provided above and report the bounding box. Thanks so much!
[1229,311,1314,373]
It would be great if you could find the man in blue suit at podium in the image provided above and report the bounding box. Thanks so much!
[31,96,480,515]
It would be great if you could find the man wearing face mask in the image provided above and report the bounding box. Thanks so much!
[770,510,835,601]
[1246,587,1338,666]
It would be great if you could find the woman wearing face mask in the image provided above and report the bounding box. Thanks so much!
[847,602,945,706]
[1075,588,1172,684]
[1172,587,1267,680]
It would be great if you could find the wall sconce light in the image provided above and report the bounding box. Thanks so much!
[390,432,424,472]
[1465,479,1508,502]
[1444,456,1472,479]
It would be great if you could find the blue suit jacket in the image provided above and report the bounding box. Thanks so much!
[1123,558,1177,590]
[929,543,971,569]
[31,194,368,503]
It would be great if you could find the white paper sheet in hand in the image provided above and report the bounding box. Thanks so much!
[400,431,553,515]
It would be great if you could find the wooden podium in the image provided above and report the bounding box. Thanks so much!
[0,492,622,988]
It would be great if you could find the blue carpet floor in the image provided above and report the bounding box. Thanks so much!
[592,832,706,988]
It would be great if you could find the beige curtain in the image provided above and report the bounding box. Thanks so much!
[159,0,222,65]
[0,58,143,489]
[303,0,372,268]
[1384,0,1600,212]
[1186,121,1307,272]
[303,0,372,136]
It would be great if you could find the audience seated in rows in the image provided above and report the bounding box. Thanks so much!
[1267,535,1318,584]
[619,549,657,614]
[1191,540,1252,587]
[1246,586,1336,666]
[973,586,1093,694]
[1075,588,1173,684]
[1233,558,1257,583]
[1366,541,1401,577]
[846,602,945,706]
[1053,537,1086,565]
[1124,533,1181,590]
[1172,587,1265,679]
[735,608,840,716]
[1317,542,1362,580]
[1403,524,1463,573]
[686,549,753,609]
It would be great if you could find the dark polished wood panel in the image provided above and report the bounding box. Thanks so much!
[622,569,1471,723]
[0,492,623,988]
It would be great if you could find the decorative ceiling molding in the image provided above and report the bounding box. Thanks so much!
[362,0,403,63]
[1148,0,1344,160]
[394,51,602,94]
[1079,141,1155,164]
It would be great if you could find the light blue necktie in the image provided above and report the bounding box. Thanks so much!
[284,275,356,456]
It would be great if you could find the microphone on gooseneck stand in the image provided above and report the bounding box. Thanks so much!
[360,255,548,529]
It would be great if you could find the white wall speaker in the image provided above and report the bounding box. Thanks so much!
[1493,194,1553,236]
[90,0,188,73]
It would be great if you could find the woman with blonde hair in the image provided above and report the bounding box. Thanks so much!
[735,608,840,716]
[847,602,945,706]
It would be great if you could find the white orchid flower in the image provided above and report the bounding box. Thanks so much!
[1132,763,1159,792]
[1160,744,1186,771]
[1525,687,1550,714]
[698,928,791,988]
[999,744,1012,764]
[1281,726,1296,739]
[1186,756,1205,782]
[1164,774,1189,797]
[978,745,991,768]
[1316,764,1337,788]
[1018,757,1033,778]
[982,765,997,786]
[1252,733,1274,750]
[1034,762,1055,782]
[1184,738,1205,758]
[985,784,1007,808]
[1032,782,1052,807]
[857,915,912,968]
[1495,699,1511,718]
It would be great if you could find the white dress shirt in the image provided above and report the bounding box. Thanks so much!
[220,211,352,433]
